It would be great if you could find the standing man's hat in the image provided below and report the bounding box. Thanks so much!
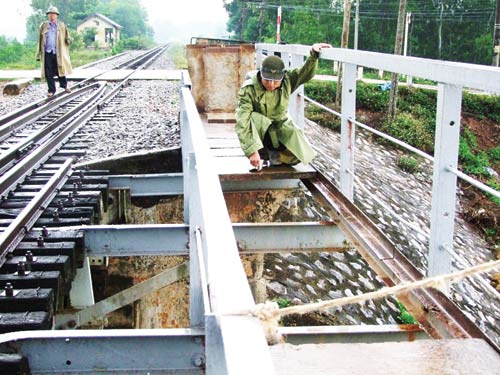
[46,6,59,15]
[261,55,285,80]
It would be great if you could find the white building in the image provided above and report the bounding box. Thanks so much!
[76,13,123,49]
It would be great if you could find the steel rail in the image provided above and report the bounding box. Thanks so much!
[0,83,99,141]
[0,83,107,198]
[0,83,102,170]
[302,174,499,353]
[0,47,163,128]
[0,158,73,267]
[114,46,165,70]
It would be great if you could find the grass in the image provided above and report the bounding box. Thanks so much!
[397,155,421,174]
[0,46,111,70]
[167,44,187,69]
[71,49,111,67]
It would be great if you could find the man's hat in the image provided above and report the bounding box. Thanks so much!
[46,5,59,15]
[261,55,285,81]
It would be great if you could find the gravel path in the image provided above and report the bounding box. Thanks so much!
[148,47,177,70]
[77,80,180,162]
[0,82,49,116]
[85,50,145,70]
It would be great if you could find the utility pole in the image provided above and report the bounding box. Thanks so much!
[241,6,247,40]
[493,0,500,66]
[404,12,412,85]
[354,0,360,50]
[335,0,352,108]
[388,0,407,120]
[354,0,363,79]
[258,0,265,42]
[438,0,444,60]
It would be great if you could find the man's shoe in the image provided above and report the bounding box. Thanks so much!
[64,88,71,93]
[269,150,282,166]
[47,92,54,98]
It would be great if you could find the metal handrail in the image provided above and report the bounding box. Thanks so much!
[179,73,276,374]
[301,93,500,199]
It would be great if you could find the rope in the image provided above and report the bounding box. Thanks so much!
[228,259,500,345]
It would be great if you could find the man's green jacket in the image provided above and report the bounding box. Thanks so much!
[235,51,319,164]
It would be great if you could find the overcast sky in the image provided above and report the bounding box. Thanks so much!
[0,0,229,43]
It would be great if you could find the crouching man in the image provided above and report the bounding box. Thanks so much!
[236,43,332,170]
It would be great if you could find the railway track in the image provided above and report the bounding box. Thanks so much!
[0,45,168,333]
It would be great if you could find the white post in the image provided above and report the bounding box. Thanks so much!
[289,53,305,129]
[404,12,413,85]
[428,83,462,279]
[276,6,282,43]
[340,63,357,201]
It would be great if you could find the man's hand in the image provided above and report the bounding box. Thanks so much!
[249,151,262,170]
[311,43,333,54]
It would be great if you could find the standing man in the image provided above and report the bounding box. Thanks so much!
[36,5,73,97]
[236,43,332,170]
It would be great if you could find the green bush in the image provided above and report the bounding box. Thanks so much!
[356,82,389,111]
[167,44,187,69]
[489,147,500,164]
[486,179,500,205]
[459,129,490,176]
[397,155,421,174]
[305,80,337,104]
[305,103,340,130]
[0,36,37,69]
[112,36,155,54]
[463,92,500,123]
[381,112,434,153]
[82,27,98,48]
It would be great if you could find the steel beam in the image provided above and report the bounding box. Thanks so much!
[233,222,347,253]
[0,329,204,373]
[79,222,346,256]
[108,174,302,196]
[82,224,189,256]
[279,324,428,345]
[108,173,183,196]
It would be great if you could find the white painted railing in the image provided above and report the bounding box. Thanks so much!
[256,43,500,278]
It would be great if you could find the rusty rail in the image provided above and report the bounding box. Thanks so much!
[303,174,499,352]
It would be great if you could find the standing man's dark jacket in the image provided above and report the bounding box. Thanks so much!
[36,20,73,79]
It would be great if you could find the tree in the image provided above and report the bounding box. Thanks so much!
[26,0,153,42]
[222,0,497,66]
[96,0,153,39]
[26,0,98,41]
[82,27,98,47]
[388,0,407,120]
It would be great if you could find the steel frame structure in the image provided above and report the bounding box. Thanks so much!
[0,44,499,373]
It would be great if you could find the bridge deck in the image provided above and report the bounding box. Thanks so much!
[202,118,317,181]
[271,339,500,375]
